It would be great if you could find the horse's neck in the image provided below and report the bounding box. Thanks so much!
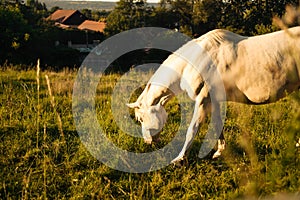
[139,36,228,106]
[138,83,173,106]
[137,53,188,106]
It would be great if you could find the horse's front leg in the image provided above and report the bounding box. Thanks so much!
[171,99,206,164]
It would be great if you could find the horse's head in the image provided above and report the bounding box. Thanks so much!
[127,96,169,144]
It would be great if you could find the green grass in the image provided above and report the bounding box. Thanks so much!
[0,66,299,199]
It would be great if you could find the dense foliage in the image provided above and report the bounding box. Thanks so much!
[0,0,299,68]
[105,0,299,36]
[0,1,103,68]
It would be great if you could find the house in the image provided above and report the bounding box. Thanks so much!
[78,20,106,33]
[47,9,87,27]
[48,9,106,33]
[47,10,106,53]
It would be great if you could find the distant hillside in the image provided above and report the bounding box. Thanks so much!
[42,0,158,11]
[42,0,117,11]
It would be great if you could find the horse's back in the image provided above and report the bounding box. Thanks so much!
[231,27,300,103]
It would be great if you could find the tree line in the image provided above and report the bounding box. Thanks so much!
[0,0,299,68]
[105,0,299,37]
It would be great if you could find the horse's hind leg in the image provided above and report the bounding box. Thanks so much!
[212,135,226,159]
[211,102,226,159]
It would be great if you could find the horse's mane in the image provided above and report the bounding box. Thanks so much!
[195,29,246,50]
[187,29,247,73]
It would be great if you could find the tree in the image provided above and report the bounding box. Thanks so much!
[155,0,224,37]
[217,0,250,34]
[105,0,152,36]
[50,6,60,14]
[81,9,92,19]
[219,0,299,35]
[91,10,110,22]
[192,0,224,35]
[0,4,30,63]
[169,0,193,35]
[150,4,179,30]
[0,1,82,67]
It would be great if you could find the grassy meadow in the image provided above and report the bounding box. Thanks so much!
[0,64,299,199]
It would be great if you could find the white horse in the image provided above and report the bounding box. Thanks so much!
[127,27,300,164]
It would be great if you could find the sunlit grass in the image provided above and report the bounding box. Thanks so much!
[0,66,299,199]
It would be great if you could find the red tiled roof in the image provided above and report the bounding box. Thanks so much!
[47,9,78,24]
[78,20,106,33]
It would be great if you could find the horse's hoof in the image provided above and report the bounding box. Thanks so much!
[144,138,152,144]
[212,150,222,159]
[171,157,188,167]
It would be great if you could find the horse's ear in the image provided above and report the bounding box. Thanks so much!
[159,95,172,106]
[126,102,140,109]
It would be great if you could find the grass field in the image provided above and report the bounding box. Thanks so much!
[0,65,299,199]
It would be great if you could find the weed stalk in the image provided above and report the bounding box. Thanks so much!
[43,123,47,199]
[36,59,40,148]
[45,74,65,141]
